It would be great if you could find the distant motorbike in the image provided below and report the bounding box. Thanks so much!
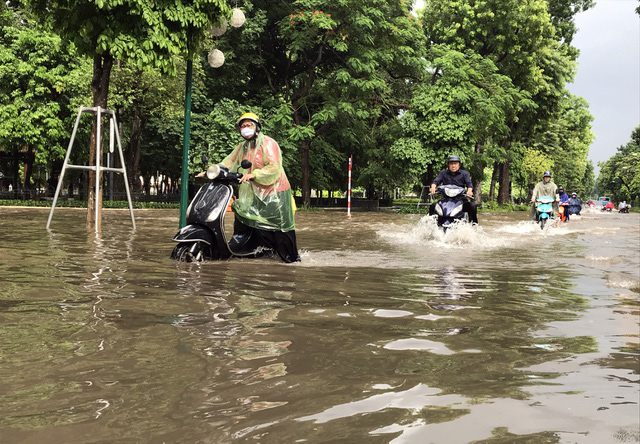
[619,206,629,214]
[433,185,469,231]
[535,195,555,229]
[558,201,569,222]
[170,157,266,262]
[567,204,581,216]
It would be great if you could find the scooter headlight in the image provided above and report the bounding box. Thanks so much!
[435,204,443,216]
[206,164,221,180]
[444,188,461,198]
[450,204,463,217]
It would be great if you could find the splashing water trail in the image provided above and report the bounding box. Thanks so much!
[379,215,511,250]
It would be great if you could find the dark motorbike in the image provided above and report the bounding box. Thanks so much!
[433,185,469,231]
[170,158,265,262]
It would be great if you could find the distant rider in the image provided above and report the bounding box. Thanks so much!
[530,171,558,220]
[557,186,570,221]
[429,155,478,224]
[618,201,628,213]
[216,112,300,263]
[567,192,582,215]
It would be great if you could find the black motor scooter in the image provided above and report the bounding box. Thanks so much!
[170,157,265,262]
[433,185,470,231]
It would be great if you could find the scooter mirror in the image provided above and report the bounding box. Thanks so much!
[240,160,252,169]
[201,154,209,168]
[206,164,221,180]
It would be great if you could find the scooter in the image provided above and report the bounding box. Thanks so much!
[433,185,469,231]
[535,195,555,229]
[558,201,569,222]
[170,157,265,262]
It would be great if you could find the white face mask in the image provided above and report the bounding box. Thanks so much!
[240,127,256,139]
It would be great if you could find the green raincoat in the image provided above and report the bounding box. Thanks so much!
[220,133,296,232]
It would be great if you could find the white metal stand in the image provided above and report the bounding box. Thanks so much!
[46,106,136,231]
[417,186,431,209]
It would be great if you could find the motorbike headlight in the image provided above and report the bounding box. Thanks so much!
[435,204,443,216]
[450,204,463,217]
[445,188,461,198]
[206,164,221,180]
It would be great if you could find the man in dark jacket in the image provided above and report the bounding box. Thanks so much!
[429,155,478,224]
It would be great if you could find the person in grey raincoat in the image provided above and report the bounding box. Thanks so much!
[530,170,559,220]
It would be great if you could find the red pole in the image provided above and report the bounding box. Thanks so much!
[347,154,352,217]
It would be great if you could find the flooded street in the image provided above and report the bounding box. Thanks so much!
[0,207,638,443]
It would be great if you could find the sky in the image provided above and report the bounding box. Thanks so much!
[568,0,640,173]
[413,0,640,175]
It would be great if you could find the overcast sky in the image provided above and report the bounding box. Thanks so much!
[413,0,640,175]
[568,0,640,173]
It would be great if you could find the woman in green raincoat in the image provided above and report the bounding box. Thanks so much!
[219,112,300,263]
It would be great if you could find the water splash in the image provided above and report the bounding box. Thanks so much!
[378,216,510,250]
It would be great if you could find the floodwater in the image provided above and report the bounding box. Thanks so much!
[0,207,638,443]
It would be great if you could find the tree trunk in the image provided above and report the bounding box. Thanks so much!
[489,162,499,201]
[87,53,114,231]
[299,139,311,205]
[23,146,34,191]
[124,103,146,193]
[497,161,511,205]
[473,177,483,204]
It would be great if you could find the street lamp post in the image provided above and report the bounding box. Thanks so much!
[179,58,193,229]
[178,9,245,229]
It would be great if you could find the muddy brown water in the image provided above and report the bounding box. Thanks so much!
[0,207,638,443]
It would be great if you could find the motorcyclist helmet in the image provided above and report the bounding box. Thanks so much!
[236,112,262,132]
[543,171,552,178]
[447,155,461,164]
[558,186,564,192]
[571,192,577,196]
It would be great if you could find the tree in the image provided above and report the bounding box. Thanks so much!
[386,45,522,201]
[422,0,591,204]
[597,127,640,203]
[0,3,90,191]
[212,0,426,204]
[25,0,231,227]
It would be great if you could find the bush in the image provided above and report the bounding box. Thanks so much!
[0,199,180,209]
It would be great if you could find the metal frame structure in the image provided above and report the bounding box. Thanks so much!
[417,186,432,209]
[46,106,136,231]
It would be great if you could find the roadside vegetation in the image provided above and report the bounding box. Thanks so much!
[0,0,604,209]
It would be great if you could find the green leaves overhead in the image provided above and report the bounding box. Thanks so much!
[26,0,231,75]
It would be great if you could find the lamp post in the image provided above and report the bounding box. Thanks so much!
[179,58,193,229]
[178,9,245,229]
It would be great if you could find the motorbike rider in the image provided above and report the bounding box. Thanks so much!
[428,155,478,224]
[530,171,558,220]
[568,192,582,215]
[618,201,628,213]
[206,112,300,263]
[557,186,570,221]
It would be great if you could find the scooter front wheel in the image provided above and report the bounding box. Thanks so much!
[539,218,546,230]
[171,242,210,262]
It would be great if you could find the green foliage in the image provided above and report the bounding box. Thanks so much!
[0,5,90,168]
[597,126,640,203]
[25,0,231,75]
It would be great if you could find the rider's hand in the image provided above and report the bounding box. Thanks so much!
[466,189,473,197]
[239,173,255,183]
[196,170,206,178]
[429,186,436,194]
